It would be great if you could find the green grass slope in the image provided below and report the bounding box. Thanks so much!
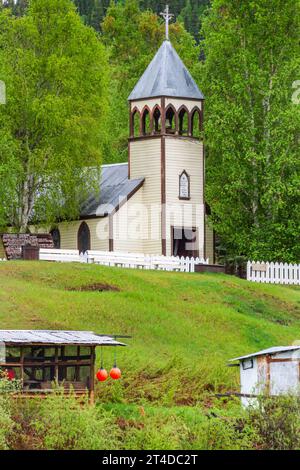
[1,261,300,404]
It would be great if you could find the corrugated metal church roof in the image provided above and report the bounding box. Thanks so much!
[230,346,300,362]
[128,40,204,101]
[80,163,144,218]
[0,330,126,346]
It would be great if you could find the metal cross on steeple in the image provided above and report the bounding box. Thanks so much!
[160,5,174,41]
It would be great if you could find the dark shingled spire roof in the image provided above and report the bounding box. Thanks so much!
[128,40,204,101]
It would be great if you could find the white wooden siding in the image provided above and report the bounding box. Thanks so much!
[165,98,202,112]
[165,137,205,257]
[129,138,162,254]
[112,188,145,253]
[36,218,110,251]
[131,98,161,113]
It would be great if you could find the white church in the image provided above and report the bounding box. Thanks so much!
[41,37,214,262]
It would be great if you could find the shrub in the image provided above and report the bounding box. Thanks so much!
[30,389,120,450]
[248,395,300,450]
[122,414,190,450]
[0,374,18,449]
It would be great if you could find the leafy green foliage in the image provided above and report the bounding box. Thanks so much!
[200,0,300,261]
[0,395,14,449]
[248,395,300,450]
[0,0,109,231]
[30,389,119,450]
[71,0,209,38]
[0,374,18,450]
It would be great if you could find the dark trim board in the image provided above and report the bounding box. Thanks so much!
[129,96,205,104]
[161,136,166,256]
[129,134,202,143]
[109,215,114,252]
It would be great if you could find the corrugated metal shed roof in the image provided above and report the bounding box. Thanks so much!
[80,163,144,218]
[230,346,300,362]
[0,330,126,346]
[128,40,204,101]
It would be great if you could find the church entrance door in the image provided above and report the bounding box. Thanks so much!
[78,222,91,254]
[172,227,198,258]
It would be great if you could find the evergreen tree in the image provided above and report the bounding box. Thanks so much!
[1,1,210,39]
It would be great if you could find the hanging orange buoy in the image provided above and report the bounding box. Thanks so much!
[96,368,108,382]
[110,367,122,380]
[6,369,15,381]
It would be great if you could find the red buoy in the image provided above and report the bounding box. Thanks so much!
[96,368,108,382]
[6,369,15,381]
[110,367,121,380]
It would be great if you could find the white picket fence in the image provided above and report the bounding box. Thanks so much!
[39,249,83,263]
[39,249,209,273]
[247,261,300,285]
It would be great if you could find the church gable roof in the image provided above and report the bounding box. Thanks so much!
[80,163,144,218]
[128,40,204,101]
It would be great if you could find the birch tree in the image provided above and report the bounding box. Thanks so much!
[0,0,109,231]
[201,0,300,261]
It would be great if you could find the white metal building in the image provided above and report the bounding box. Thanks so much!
[230,346,300,407]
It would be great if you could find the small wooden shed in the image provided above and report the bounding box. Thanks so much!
[230,346,300,407]
[0,330,126,400]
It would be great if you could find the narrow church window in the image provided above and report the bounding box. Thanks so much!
[78,222,91,254]
[179,107,189,136]
[165,105,177,134]
[191,108,201,138]
[142,108,151,135]
[50,228,61,249]
[153,106,161,134]
[132,109,140,137]
[179,171,190,200]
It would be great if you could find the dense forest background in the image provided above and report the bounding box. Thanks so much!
[3,0,210,39]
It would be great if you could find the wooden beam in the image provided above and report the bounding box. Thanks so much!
[54,347,59,384]
[20,347,24,386]
[89,347,96,405]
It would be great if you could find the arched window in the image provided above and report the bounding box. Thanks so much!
[165,105,177,134]
[153,106,161,134]
[142,107,151,135]
[50,228,61,249]
[179,107,189,136]
[131,109,140,137]
[179,170,190,200]
[191,108,201,138]
[78,222,91,254]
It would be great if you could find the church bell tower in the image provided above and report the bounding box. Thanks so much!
[127,7,206,258]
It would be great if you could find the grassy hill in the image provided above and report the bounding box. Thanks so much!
[1,261,300,405]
